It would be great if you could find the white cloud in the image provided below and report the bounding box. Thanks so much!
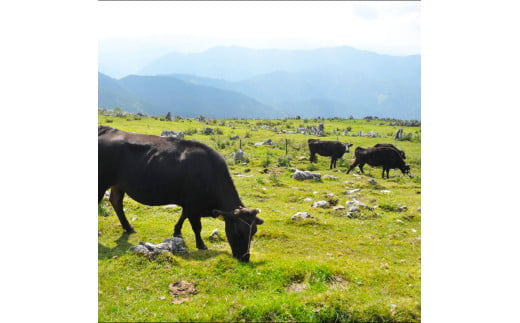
[98,1,420,55]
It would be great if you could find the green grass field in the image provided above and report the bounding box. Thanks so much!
[98,112,421,322]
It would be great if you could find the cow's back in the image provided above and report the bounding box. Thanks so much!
[309,140,345,157]
[364,147,405,167]
[98,126,238,209]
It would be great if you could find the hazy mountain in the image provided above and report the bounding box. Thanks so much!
[98,72,149,113]
[168,66,420,119]
[138,45,419,81]
[98,73,279,118]
[98,45,420,119]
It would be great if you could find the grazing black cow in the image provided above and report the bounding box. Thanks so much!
[308,139,353,169]
[373,143,406,159]
[346,146,410,179]
[98,125,263,262]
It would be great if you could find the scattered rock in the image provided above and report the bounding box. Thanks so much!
[163,204,178,209]
[235,173,253,177]
[291,212,314,221]
[368,179,377,185]
[398,206,408,212]
[202,127,214,135]
[303,198,313,202]
[345,198,371,210]
[208,229,223,242]
[129,237,187,257]
[380,190,391,194]
[254,139,273,146]
[160,130,184,139]
[333,205,346,211]
[293,170,322,181]
[312,201,329,208]
[232,149,247,163]
[230,135,240,140]
[349,206,361,213]
[344,188,361,194]
[323,174,339,180]
[402,214,415,220]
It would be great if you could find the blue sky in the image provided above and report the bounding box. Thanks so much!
[98,1,420,55]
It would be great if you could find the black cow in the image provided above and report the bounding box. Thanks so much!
[373,143,406,159]
[346,146,410,179]
[98,125,263,262]
[308,139,353,169]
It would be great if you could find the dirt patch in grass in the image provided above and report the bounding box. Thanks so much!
[169,280,198,304]
[287,282,308,293]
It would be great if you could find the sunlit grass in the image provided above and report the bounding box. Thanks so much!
[98,113,421,322]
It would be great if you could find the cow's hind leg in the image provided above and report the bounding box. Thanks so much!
[187,214,208,250]
[382,168,390,179]
[109,186,136,233]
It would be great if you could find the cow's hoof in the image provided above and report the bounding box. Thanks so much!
[125,228,137,234]
[197,245,208,250]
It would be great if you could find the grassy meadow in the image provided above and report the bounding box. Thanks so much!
[98,112,421,322]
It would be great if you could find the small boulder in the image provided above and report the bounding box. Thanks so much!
[323,174,339,181]
[291,212,314,221]
[293,170,322,181]
[208,229,223,242]
[312,200,329,208]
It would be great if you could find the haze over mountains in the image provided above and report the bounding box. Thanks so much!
[98,45,420,119]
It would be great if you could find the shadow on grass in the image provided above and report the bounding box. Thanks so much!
[98,232,133,260]
[178,249,268,267]
[98,233,266,265]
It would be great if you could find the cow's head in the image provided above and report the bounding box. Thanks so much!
[344,143,354,152]
[212,207,264,262]
[401,164,411,176]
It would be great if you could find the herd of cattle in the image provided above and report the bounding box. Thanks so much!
[99,125,411,262]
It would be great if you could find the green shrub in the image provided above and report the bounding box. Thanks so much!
[261,153,272,168]
[278,156,291,167]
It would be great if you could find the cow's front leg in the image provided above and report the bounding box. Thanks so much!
[346,161,358,174]
[188,216,208,250]
[109,186,135,233]
[173,212,188,238]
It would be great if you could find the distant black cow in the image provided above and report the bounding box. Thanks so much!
[346,146,410,179]
[308,139,353,169]
[98,125,263,262]
[373,143,406,159]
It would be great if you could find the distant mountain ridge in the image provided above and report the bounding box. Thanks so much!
[98,45,420,119]
[98,73,279,118]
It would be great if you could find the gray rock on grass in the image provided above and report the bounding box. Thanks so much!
[291,212,314,221]
[129,237,187,257]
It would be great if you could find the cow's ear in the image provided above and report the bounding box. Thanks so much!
[212,209,232,221]
[255,216,264,225]
[348,143,353,147]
